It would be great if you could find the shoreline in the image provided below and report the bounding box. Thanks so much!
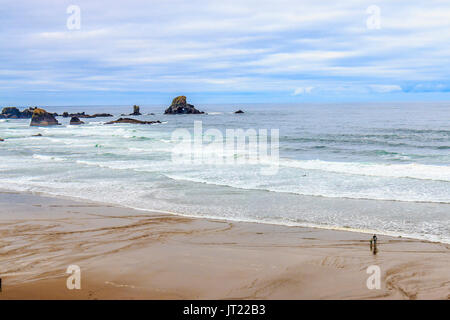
[0,190,449,299]
[1,187,447,245]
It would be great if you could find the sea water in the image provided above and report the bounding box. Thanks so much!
[0,102,449,243]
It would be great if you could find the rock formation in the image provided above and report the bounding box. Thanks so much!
[22,108,37,118]
[0,107,36,119]
[164,96,204,114]
[30,108,60,126]
[1,107,21,118]
[89,113,113,118]
[105,118,161,125]
[70,117,84,125]
[131,105,141,115]
[122,105,142,116]
[234,109,244,114]
[62,112,113,118]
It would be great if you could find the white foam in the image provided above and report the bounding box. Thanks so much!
[278,159,450,182]
[32,154,66,162]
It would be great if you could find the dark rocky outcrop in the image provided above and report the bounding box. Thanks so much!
[70,117,84,125]
[131,105,141,115]
[121,105,142,116]
[105,118,161,125]
[21,108,35,118]
[2,107,21,118]
[32,133,43,137]
[62,112,113,118]
[1,107,36,119]
[30,108,60,126]
[89,113,113,118]
[164,96,204,114]
[234,109,244,114]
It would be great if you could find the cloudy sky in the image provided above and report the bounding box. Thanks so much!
[1,0,450,105]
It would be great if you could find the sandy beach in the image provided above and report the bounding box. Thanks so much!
[0,190,448,300]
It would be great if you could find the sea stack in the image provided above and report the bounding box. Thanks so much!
[70,116,84,125]
[30,108,60,126]
[164,96,204,114]
[131,105,141,115]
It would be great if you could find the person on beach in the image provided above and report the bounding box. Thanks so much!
[372,235,378,255]
[370,234,377,253]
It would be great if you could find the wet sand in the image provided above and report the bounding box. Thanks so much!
[0,191,448,300]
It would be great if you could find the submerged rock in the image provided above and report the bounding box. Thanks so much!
[89,113,113,118]
[70,116,84,125]
[105,118,161,125]
[164,96,204,114]
[62,112,112,118]
[30,108,60,126]
[234,109,244,114]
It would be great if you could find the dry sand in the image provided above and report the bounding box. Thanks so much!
[0,190,448,300]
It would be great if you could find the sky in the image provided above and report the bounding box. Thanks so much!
[1,0,450,105]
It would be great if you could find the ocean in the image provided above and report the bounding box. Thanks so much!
[0,102,449,243]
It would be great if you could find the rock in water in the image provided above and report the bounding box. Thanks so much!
[105,118,161,125]
[130,105,142,115]
[21,107,36,118]
[88,113,113,118]
[30,108,60,126]
[70,116,84,125]
[234,109,244,114]
[1,107,21,118]
[1,107,36,119]
[164,96,204,114]
[0,138,4,141]
[1,107,22,119]
[62,112,112,118]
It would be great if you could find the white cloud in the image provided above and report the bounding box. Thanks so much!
[293,87,315,95]
[1,0,450,102]
[368,84,402,93]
